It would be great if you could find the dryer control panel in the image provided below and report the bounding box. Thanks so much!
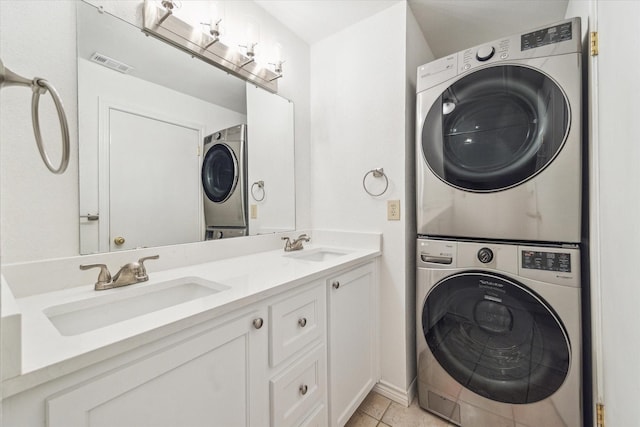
[455,17,580,76]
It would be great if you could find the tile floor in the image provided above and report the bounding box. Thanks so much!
[346,390,455,427]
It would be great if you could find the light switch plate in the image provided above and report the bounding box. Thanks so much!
[250,204,257,219]
[387,200,400,220]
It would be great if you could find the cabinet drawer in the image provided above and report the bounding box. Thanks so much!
[269,284,325,366]
[299,404,327,427]
[270,345,326,427]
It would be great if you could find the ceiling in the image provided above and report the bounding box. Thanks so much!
[256,0,570,58]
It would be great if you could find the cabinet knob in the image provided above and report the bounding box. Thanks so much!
[332,281,340,289]
[114,236,125,246]
[299,384,308,395]
[298,317,307,327]
[252,318,264,329]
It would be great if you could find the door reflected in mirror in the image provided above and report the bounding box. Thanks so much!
[77,1,295,254]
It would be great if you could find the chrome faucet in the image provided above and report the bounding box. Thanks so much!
[282,234,310,252]
[80,255,159,290]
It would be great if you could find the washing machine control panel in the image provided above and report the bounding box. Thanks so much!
[522,250,571,273]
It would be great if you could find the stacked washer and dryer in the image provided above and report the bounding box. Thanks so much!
[416,18,583,427]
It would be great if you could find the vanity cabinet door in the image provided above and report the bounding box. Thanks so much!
[327,262,377,427]
[46,310,268,427]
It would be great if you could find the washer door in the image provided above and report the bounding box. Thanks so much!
[422,271,570,404]
[202,143,239,203]
[421,65,569,192]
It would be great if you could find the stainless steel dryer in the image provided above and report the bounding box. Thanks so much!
[202,124,247,239]
[416,238,582,427]
[416,18,582,243]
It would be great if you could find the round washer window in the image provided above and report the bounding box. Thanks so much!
[422,271,570,404]
[421,65,570,192]
[202,143,238,203]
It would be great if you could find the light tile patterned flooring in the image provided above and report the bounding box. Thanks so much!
[346,390,456,427]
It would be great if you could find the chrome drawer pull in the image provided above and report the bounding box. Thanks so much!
[298,317,307,327]
[299,384,308,395]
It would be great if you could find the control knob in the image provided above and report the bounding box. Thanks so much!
[477,247,494,264]
[476,46,495,61]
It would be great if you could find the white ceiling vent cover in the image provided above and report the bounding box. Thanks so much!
[89,52,134,74]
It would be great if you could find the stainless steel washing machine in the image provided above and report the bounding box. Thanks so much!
[416,18,582,243]
[416,238,581,427]
[202,124,248,239]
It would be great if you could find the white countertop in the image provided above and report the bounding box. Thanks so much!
[1,235,380,398]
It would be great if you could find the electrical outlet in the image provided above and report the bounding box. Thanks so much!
[250,204,258,219]
[387,200,400,220]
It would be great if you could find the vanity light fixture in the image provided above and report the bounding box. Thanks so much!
[268,42,284,81]
[201,18,222,49]
[239,18,259,68]
[157,0,179,25]
[268,61,284,81]
[200,3,222,49]
[238,42,257,67]
[142,0,279,92]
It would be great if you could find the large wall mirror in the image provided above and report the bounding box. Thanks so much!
[77,1,295,254]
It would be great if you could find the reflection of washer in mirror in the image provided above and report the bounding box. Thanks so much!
[202,124,248,239]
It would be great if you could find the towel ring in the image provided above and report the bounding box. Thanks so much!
[251,180,265,202]
[362,168,389,197]
[0,59,70,174]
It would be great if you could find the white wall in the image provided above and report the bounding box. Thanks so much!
[590,1,640,425]
[310,2,430,398]
[0,0,311,265]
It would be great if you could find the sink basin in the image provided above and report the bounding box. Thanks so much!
[44,277,229,336]
[284,248,352,262]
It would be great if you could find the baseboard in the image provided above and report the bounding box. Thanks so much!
[373,377,417,407]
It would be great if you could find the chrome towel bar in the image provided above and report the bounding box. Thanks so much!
[0,59,70,174]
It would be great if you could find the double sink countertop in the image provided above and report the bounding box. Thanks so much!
[1,231,381,398]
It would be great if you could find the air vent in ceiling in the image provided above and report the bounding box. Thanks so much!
[89,52,134,74]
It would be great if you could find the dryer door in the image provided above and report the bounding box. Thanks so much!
[422,271,570,404]
[420,65,569,192]
[202,143,239,203]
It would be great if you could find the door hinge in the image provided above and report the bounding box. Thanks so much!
[590,31,599,56]
[596,402,605,427]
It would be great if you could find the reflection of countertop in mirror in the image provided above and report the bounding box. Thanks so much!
[0,230,381,398]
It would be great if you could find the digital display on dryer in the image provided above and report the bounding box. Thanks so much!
[521,22,572,51]
[522,251,571,272]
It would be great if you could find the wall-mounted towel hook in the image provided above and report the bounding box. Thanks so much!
[0,58,70,174]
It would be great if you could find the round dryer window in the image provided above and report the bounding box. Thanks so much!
[202,143,239,203]
[421,65,570,192]
[421,271,571,404]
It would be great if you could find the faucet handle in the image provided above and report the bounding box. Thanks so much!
[297,234,310,241]
[80,263,112,289]
[137,255,159,280]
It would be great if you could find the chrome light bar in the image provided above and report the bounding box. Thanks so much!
[142,0,278,93]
